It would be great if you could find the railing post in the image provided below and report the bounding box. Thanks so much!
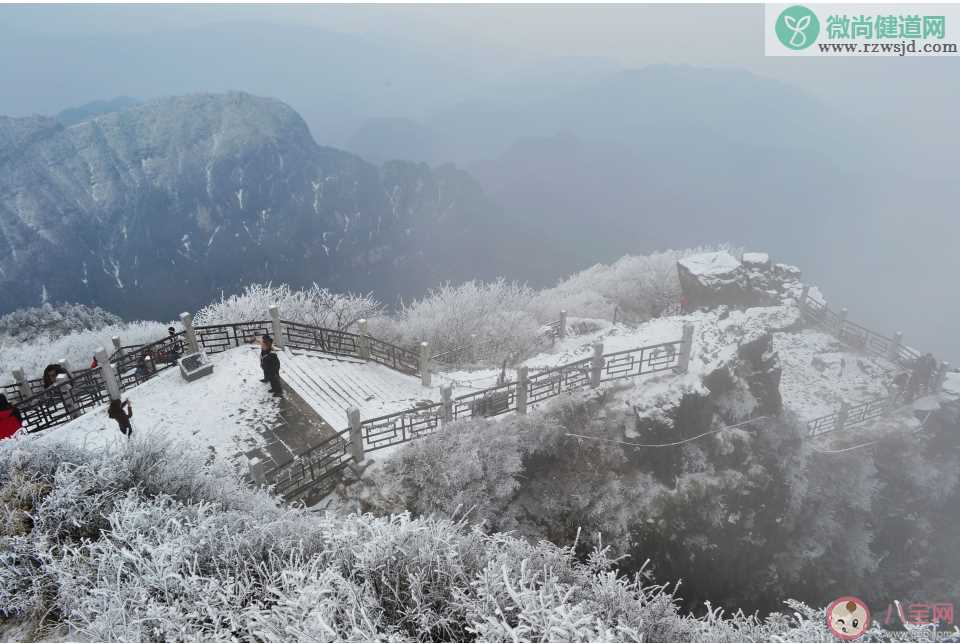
[112,336,123,356]
[888,331,903,363]
[269,305,283,348]
[419,342,432,387]
[180,312,199,354]
[11,369,31,401]
[591,342,604,388]
[516,366,528,414]
[836,402,850,433]
[59,358,73,375]
[144,354,155,375]
[935,361,950,393]
[358,319,371,360]
[347,407,364,464]
[837,307,848,337]
[677,323,695,373]
[441,385,453,422]
[56,374,79,418]
[248,460,266,485]
[559,310,568,339]
[95,347,122,401]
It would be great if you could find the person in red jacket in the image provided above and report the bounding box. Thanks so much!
[0,394,23,440]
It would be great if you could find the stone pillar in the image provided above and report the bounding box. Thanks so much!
[935,361,951,393]
[441,385,453,422]
[591,342,604,388]
[55,374,79,418]
[269,305,283,348]
[12,369,31,401]
[358,319,371,360]
[347,407,364,464]
[559,310,568,339]
[677,323,695,373]
[837,307,849,337]
[419,342,432,387]
[516,366,529,414]
[248,460,267,485]
[95,347,122,401]
[59,358,73,375]
[180,312,199,354]
[888,331,903,363]
[112,336,123,356]
[835,402,850,433]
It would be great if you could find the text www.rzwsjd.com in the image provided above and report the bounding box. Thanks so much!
[818,39,958,55]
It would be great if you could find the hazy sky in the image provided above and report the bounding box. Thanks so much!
[4,3,956,148]
[2,3,958,361]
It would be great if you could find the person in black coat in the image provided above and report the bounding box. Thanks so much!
[260,335,283,397]
[107,399,133,438]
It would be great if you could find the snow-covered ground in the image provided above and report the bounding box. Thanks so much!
[28,345,281,466]
[775,329,896,419]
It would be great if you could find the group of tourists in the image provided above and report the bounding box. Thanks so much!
[3,329,283,443]
[890,352,941,403]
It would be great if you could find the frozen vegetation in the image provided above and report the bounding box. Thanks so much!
[1,435,954,642]
[2,246,959,642]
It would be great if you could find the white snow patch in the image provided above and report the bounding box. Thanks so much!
[678,251,741,277]
[742,252,769,265]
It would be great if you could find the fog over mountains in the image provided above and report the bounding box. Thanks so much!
[0,12,957,360]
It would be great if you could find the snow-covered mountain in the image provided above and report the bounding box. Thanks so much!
[0,92,497,319]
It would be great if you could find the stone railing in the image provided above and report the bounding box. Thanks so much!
[8,304,571,436]
[260,327,695,500]
[798,286,950,438]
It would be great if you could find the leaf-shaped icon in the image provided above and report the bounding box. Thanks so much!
[784,15,797,29]
[797,15,811,30]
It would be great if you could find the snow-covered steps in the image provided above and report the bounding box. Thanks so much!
[280,348,436,428]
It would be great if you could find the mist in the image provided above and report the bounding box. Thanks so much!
[1,4,960,637]
[3,4,955,362]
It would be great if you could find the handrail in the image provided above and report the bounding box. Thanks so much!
[11,318,421,434]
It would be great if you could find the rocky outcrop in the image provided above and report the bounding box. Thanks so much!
[677,251,804,312]
[0,93,499,320]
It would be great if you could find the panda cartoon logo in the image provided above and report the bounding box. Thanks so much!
[827,596,871,640]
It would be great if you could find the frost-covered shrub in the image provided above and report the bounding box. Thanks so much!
[0,320,170,385]
[0,303,122,343]
[530,245,741,323]
[371,279,542,365]
[193,283,382,331]
[1,433,950,642]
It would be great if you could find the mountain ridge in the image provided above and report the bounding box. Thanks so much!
[0,91,499,319]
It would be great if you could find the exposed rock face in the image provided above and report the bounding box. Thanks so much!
[677,251,803,312]
[0,92,498,319]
